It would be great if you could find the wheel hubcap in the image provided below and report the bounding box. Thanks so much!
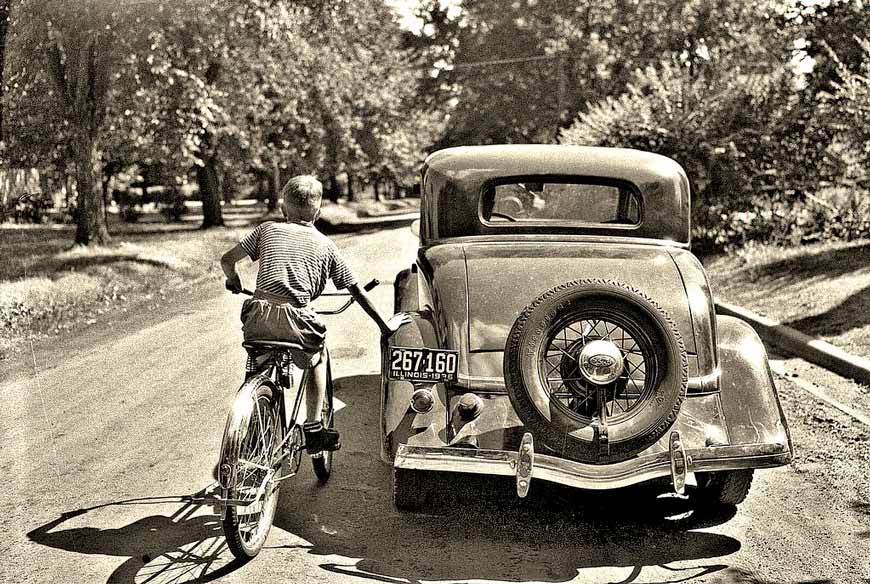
[578,339,624,385]
[544,314,655,423]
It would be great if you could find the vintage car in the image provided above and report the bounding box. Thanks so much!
[382,144,792,510]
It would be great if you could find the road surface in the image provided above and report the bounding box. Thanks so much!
[1,226,868,584]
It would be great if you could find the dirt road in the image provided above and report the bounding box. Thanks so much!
[1,226,868,583]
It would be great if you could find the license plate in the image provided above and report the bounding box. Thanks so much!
[388,346,459,382]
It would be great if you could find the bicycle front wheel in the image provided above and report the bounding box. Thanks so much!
[220,376,282,560]
[311,357,335,483]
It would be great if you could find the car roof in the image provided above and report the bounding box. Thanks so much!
[419,144,691,245]
[423,144,686,187]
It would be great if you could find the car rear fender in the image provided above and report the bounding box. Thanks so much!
[668,248,719,391]
[394,266,419,313]
[716,315,793,452]
[380,312,451,463]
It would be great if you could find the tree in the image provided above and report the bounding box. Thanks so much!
[408,0,791,148]
[0,0,10,143]
[10,0,121,244]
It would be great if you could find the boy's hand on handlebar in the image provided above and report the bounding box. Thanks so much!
[225,274,243,294]
[381,312,413,336]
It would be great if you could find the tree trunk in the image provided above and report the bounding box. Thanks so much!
[73,135,110,246]
[326,174,340,202]
[102,161,119,227]
[222,169,234,204]
[197,153,224,228]
[0,0,8,143]
[347,174,356,202]
[267,160,280,211]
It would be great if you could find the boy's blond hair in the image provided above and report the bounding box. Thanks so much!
[282,175,323,219]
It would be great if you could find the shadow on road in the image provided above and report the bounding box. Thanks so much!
[26,374,748,584]
[26,491,243,584]
[853,500,870,540]
[726,241,870,339]
[785,283,870,339]
[741,242,870,288]
[273,374,744,584]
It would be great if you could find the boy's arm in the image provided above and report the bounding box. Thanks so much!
[221,243,249,292]
[347,283,411,336]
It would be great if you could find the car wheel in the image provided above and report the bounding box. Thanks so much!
[694,469,754,507]
[392,467,431,511]
[504,279,688,464]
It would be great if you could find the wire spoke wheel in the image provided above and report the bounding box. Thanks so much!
[542,308,659,425]
[222,379,282,560]
[504,279,688,463]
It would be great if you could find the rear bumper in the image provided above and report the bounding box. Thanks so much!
[394,437,791,491]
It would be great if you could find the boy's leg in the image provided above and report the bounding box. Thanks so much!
[304,347,328,423]
[302,347,340,452]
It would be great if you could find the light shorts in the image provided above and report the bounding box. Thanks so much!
[240,293,327,369]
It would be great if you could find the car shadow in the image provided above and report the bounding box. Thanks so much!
[272,374,744,584]
[26,489,244,584]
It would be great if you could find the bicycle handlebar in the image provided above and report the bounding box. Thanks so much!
[228,278,379,316]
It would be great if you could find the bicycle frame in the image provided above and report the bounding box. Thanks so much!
[209,355,309,517]
[208,279,379,518]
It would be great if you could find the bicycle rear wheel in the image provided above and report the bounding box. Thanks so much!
[220,376,282,560]
[311,356,335,483]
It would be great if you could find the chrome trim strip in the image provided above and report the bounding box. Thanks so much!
[394,442,790,491]
[455,372,720,393]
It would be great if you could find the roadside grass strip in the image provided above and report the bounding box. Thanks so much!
[0,216,252,360]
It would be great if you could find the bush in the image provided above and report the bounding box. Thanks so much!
[560,58,840,252]
[823,38,870,166]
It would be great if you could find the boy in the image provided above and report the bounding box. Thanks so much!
[220,175,409,452]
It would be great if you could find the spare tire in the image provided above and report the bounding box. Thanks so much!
[504,279,688,464]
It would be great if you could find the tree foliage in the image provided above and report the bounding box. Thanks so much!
[3,0,445,239]
[410,0,790,147]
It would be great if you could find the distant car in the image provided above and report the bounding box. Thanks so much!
[382,144,792,510]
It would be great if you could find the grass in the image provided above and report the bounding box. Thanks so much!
[0,204,269,361]
[706,238,870,357]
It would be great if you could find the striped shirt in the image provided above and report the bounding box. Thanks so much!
[239,221,357,307]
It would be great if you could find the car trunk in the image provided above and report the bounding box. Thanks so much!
[462,241,696,355]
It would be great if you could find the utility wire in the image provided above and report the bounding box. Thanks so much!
[451,54,559,69]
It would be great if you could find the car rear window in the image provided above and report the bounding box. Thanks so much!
[481,179,641,227]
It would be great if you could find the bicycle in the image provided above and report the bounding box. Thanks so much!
[213,279,379,560]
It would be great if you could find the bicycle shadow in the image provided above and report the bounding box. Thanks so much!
[26,488,243,584]
[273,374,744,583]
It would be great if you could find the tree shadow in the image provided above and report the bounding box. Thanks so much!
[26,488,244,584]
[317,217,416,236]
[853,500,870,539]
[272,374,746,584]
[785,284,870,339]
[43,254,181,273]
[740,242,870,286]
[703,567,834,583]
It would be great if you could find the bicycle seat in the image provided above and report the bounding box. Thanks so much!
[243,340,308,352]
